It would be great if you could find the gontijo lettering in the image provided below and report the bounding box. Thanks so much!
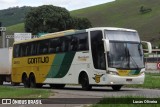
[28,56,49,64]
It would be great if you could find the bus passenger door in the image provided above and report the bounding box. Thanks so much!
[90,31,106,71]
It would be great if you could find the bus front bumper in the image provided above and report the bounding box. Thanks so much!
[105,74,145,85]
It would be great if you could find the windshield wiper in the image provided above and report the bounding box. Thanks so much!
[130,55,140,69]
[127,46,140,69]
[124,44,130,68]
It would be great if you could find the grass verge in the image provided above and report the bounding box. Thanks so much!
[93,96,160,107]
[0,86,51,98]
[125,73,160,89]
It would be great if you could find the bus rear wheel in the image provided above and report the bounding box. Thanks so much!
[80,73,92,91]
[0,81,3,85]
[0,78,3,85]
[11,82,20,86]
[29,74,36,88]
[36,84,43,88]
[111,85,122,91]
[22,74,29,88]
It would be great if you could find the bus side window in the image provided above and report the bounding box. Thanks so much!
[20,44,27,57]
[26,43,32,56]
[91,31,106,70]
[49,39,54,53]
[55,39,62,53]
[61,37,65,52]
[49,38,58,53]
[13,44,20,58]
[61,36,70,52]
[31,42,38,55]
[38,40,49,55]
[77,33,89,51]
[70,36,78,51]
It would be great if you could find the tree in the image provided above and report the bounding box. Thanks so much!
[25,5,92,35]
[71,17,92,29]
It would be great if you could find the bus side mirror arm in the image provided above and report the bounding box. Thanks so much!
[102,39,110,53]
[141,41,152,53]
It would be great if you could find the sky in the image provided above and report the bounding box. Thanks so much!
[0,0,115,11]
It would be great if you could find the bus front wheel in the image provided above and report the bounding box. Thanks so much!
[111,85,122,91]
[80,73,92,91]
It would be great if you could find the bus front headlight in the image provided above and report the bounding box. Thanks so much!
[108,71,118,75]
[140,71,145,75]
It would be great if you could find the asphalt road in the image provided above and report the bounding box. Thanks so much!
[3,83,160,98]
[49,85,160,98]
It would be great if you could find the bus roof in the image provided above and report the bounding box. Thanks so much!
[13,27,137,44]
[86,27,137,32]
[13,29,86,44]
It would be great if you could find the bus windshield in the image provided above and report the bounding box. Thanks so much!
[105,30,144,69]
[105,30,140,42]
[107,42,144,69]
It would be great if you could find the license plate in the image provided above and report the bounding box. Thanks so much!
[118,70,130,76]
[126,79,132,82]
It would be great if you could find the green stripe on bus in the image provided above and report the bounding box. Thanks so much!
[46,52,76,78]
[46,53,65,78]
[129,70,140,75]
[54,52,76,78]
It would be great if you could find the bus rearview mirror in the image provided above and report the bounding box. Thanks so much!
[102,39,110,53]
[141,41,152,53]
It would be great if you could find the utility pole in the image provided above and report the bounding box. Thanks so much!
[0,27,6,48]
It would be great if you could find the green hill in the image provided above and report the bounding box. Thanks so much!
[2,0,160,45]
[6,23,25,35]
[0,6,31,27]
[71,0,160,45]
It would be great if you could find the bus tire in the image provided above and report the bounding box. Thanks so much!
[29,74,36,88]
[0,77,3,85]
[36,84,43,88]
[50,84,65,89]
[11,82,20,86]
[80,73,92,91]
[22,74,30,88]
[111,85,122,91]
